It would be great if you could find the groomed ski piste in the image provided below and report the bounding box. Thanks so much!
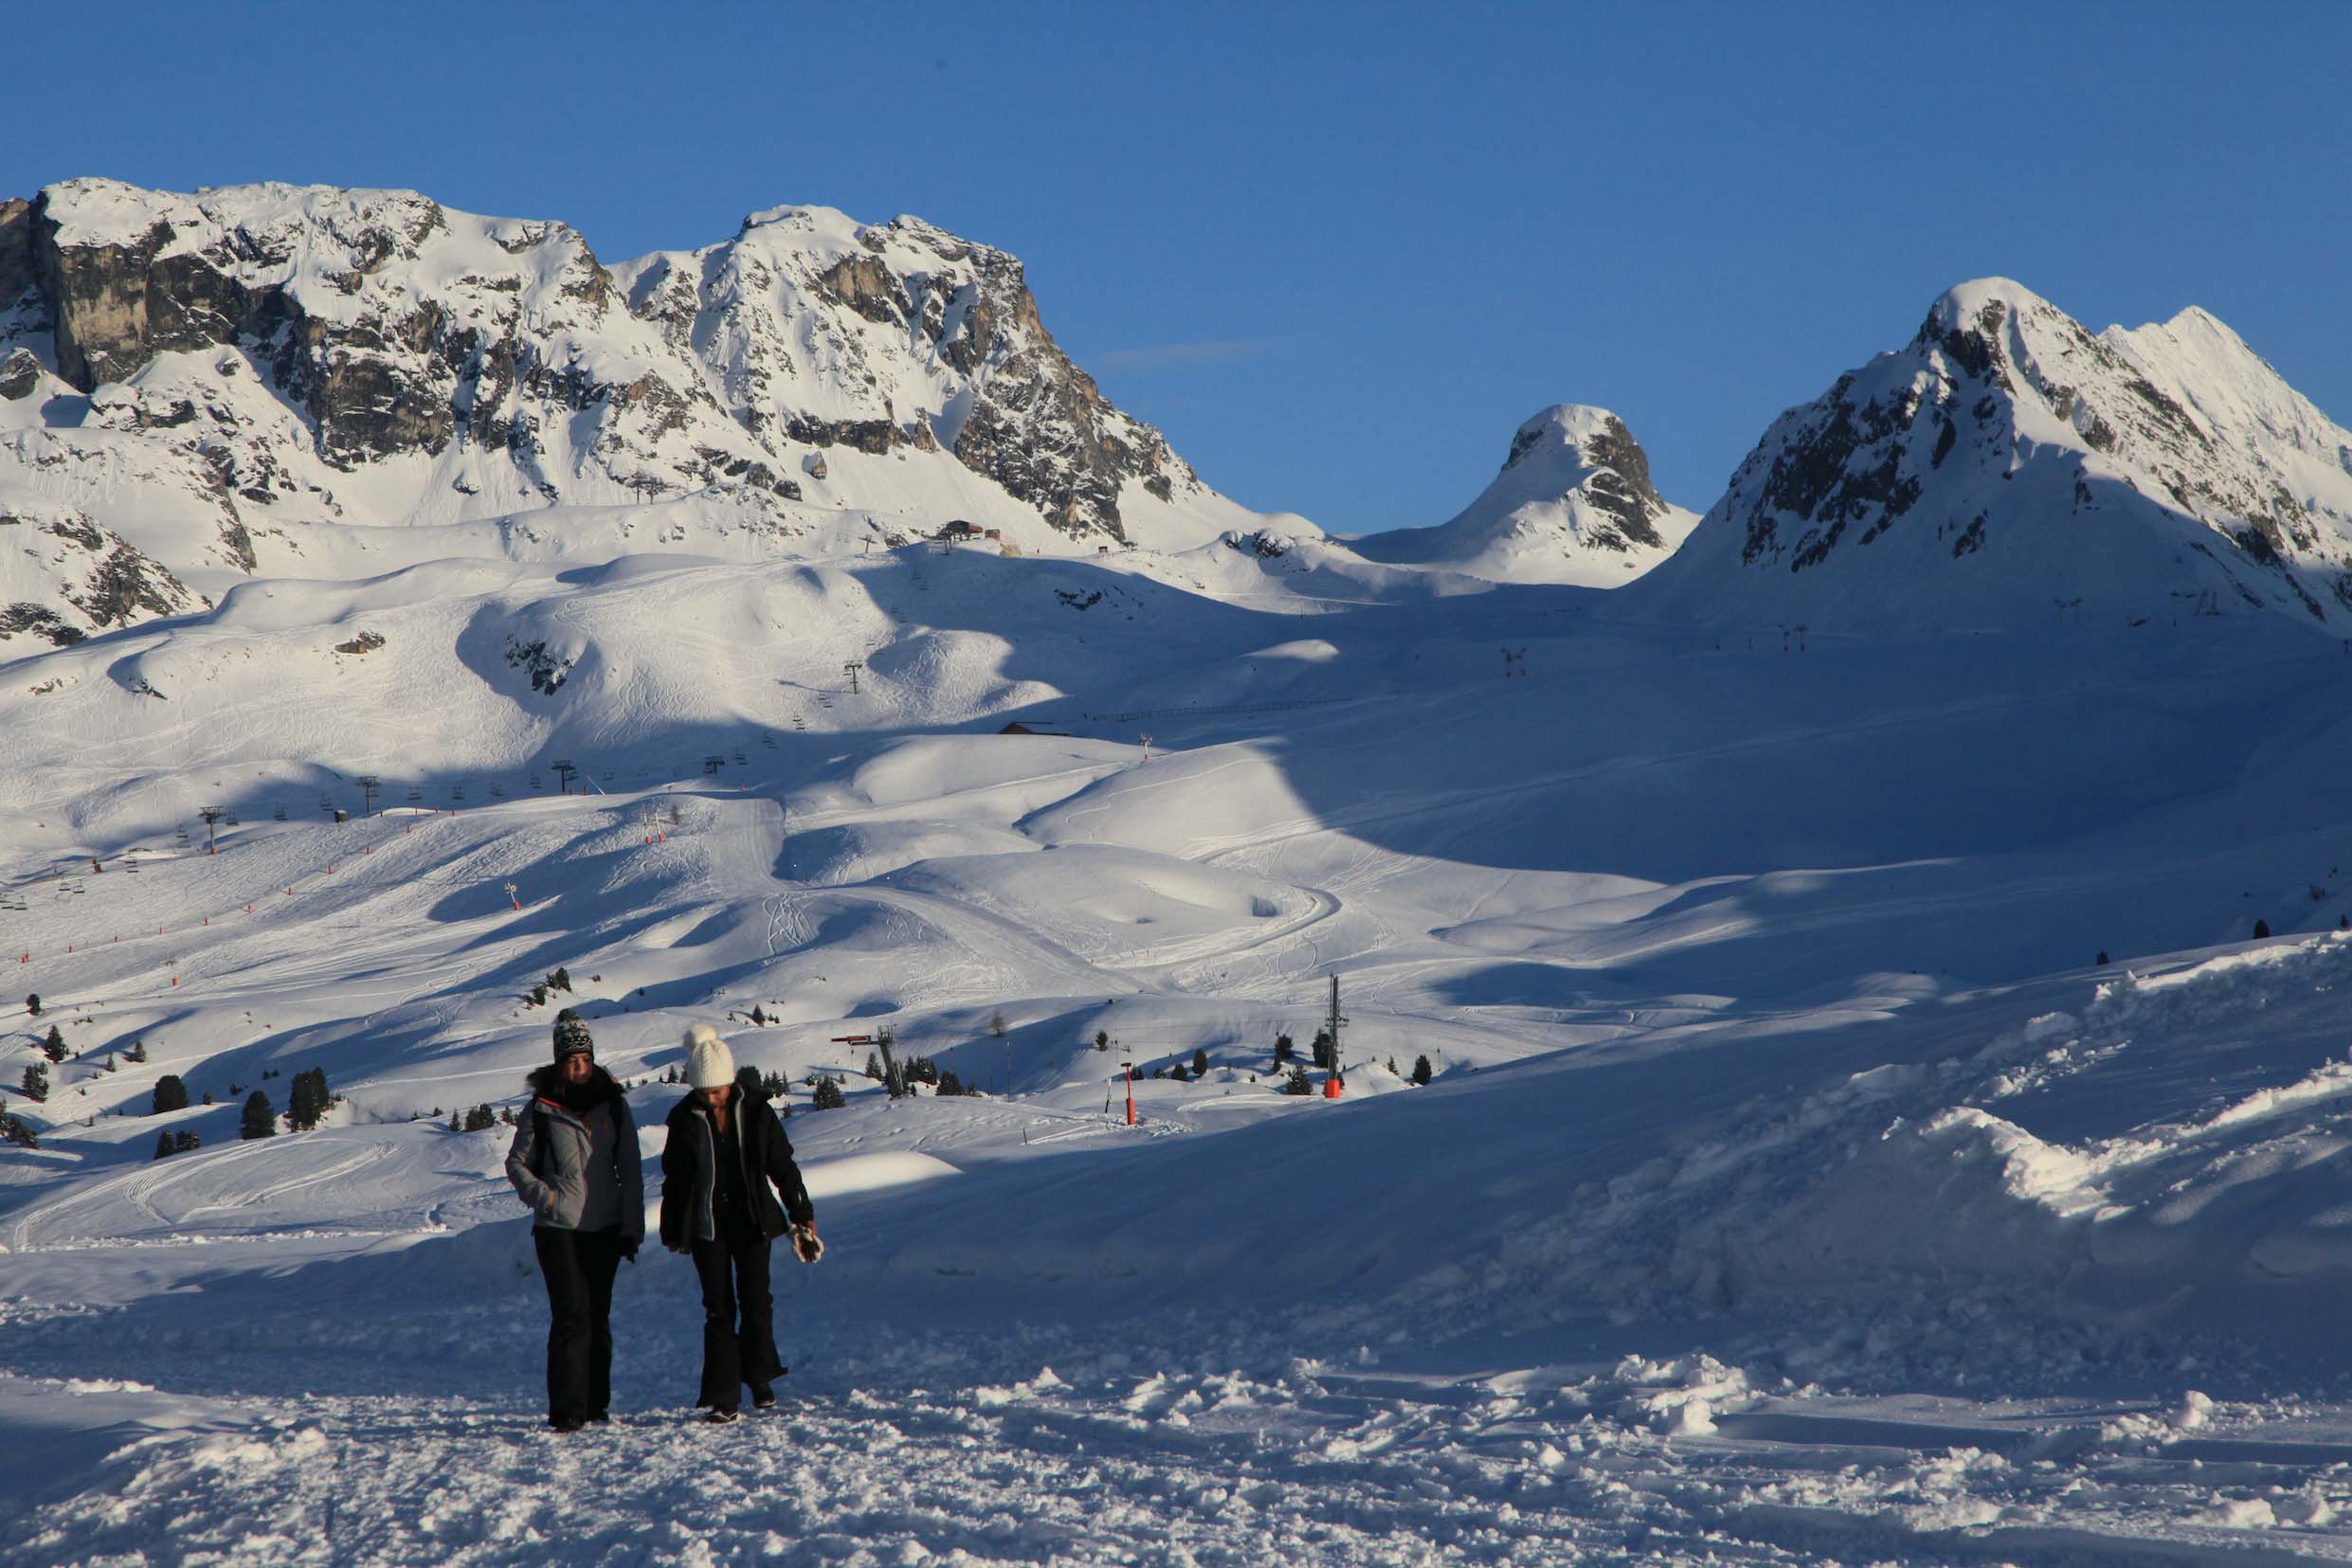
[9,521,2352,1566]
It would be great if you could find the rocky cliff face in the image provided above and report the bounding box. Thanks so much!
[1637,279,2352,631]
[0,180,1246,649]
[1353,405,1699,586]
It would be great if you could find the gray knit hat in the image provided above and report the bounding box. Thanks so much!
[552,1008,594,1062]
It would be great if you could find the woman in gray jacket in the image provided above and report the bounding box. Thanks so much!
[505,1010,644,1432]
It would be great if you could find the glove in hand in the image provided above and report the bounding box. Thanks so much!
[790,1224,824,1264]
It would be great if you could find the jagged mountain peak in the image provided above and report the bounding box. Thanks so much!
[1353,403,1697,586]
[1634,279,2352,632]
[0,176,1261,653]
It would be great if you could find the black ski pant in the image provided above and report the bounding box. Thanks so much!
[692,1227,781,1409]
[534,1224,624,1423]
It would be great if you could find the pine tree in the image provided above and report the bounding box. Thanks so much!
[2253,918,2271,939]
[101,1054,117,1072]
[154,1130,175,1161]
[1274,1033,1294,1066]
[152,1074,190,1114]
[126,1039,147,1064]
[1,1112,36,1148]
[286,1068,330,1131]
[937,1069,966,1096]
[1094,1030,1110,1053]
[22,1063,47,1102]
[812,1076,846,1111]
[1410,1054,1434,1087]
[24,993,39,1017]
[448,1109,461,1132]
[43,1026,66,1063]
[528,983,549,1007]
[1168,1064,1189,1082]
[1310,1030,1333,1070]
[551,966,572,992]
[172,1130,200,1154]
[240,1090,277,1140]
[863,1052,883,1081]
[2095,951,2109,966]
[750,1004,768,1027]
[1282,1065,1313,1096]
[551,1011,593,1060]
[1192,1047,1210,1079]
[463,1104,496,1132]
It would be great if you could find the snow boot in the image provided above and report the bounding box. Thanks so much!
[751,1381,777,1410]
[549,1415,586,1433]
[705,1408,741,1424]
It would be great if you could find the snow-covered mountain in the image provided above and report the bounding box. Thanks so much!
[1634,279,2352,632]
[1353,404,1699,586]
[0,180,1257,649]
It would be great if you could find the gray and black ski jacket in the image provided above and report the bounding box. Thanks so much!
[505,1065,646,1245]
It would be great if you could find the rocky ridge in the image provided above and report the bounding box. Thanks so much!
[0,180,1245,648]
[1635,278,2352,631]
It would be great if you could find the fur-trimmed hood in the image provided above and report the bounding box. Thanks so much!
[524,1061,625,1109]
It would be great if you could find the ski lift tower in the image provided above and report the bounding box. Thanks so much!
[1323,973,1348,1098]
[843,660,862,696]
[197,805,226,855]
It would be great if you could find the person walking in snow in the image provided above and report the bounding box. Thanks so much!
[506,1009,645,1433]
[660,1022,821,1423]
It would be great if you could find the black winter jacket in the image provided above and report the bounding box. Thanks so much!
[660,1086,813,1251]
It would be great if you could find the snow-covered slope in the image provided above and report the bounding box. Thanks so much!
[1633,278,2352,632]
[0,180,1259,650]
[1354,405,1699,586]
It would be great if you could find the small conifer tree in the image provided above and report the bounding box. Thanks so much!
[24,993,38,1017]
[2,1111,36,1148]
[1168,1064,1188,1082]
[240,1090,277,1140]
[2095,951,2109,965]
[172,1130,200,1154]
[448,1109,461,1132]
[1410,1054,1434,1087]
[43,1026,66,1063]
[1282,1065,1313,1096]
[937,1069,966,1096]
[1192,1047,1209,1079]
[812,1076,846,1111]
[286,1068,331,1131]
[463,1104,496,1132]
[154,1130,175,1161]
[126,1039,147,1064]
[1094,1030,1110,1053]
[550,966,572,992]
[22,1062,48,1102]
[1274,1033,1294,1066]
[1311,1030,1333,1070]
[863,1052,883,1081]
[153,1074,190,1114]
[2253,918,2271,939]
[750,1004,768,1027]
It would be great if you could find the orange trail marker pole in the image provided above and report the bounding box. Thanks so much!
[1123,1061,1136,1126]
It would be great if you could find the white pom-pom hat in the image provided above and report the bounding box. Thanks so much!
[684,1022,735,1089]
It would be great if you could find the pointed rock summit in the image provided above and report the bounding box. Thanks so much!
[1635,278,2352,631]
[1356,405,1697,586]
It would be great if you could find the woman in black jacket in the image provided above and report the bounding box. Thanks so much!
[660,1023,820,1422]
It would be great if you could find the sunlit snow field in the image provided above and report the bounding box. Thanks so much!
[8,532,2352,1564]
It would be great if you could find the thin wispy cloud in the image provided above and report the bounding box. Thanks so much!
[1095,337,1277,370]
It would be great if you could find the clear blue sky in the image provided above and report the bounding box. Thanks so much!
[8,2,2346,532]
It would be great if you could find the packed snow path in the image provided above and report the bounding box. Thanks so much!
[20,1290,2352,1566]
